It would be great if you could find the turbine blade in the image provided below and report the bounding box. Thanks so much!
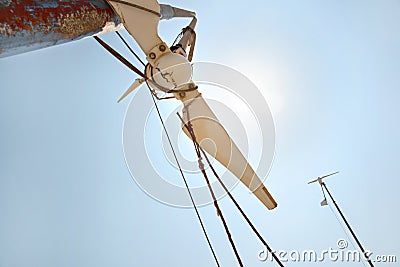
[308,171,339,184]
[177,90,277,210]
[105,0,170,60]
[308,178,319,184]
[117,78,143,103]
[320,171,339,179]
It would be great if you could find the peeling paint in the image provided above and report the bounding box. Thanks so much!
[0,0,12,8]
[0,0,121,58]
[59,7,110,38]
[97,21,124,36]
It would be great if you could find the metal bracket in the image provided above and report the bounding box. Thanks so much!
[146,42,171,66]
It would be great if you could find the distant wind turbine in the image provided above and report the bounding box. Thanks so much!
[308,171,374,267]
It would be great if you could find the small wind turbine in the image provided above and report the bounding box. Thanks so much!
[308,172,374,267]
[308,171,339,206]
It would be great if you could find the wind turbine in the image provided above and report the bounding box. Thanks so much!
[308,172,374,267]
[99,2,281,265]
[308,171,339,206]
[103,0,278,210]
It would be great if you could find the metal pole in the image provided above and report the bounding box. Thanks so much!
[0,0,121,58]
[321,182,374,267]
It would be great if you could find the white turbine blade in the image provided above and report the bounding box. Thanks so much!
[320,171,339,179]
[308,171,339,184]
[308,178,319,184]
[178,90,277,210]
[117,78,144,103]
[105,0,164,55]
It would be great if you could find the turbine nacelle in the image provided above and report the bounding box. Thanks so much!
[146,52,194,93]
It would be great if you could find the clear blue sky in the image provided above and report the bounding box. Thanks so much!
[1,0,399,266]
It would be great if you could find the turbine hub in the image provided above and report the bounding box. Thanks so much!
[149,52,192,92]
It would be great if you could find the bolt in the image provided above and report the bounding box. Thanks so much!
[179,92,186,98]
[159,44,166,52]
[149,52,156,59]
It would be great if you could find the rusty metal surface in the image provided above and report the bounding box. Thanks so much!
[0,0,121,58]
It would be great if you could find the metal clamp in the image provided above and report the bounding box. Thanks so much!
[146,42,170,66]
